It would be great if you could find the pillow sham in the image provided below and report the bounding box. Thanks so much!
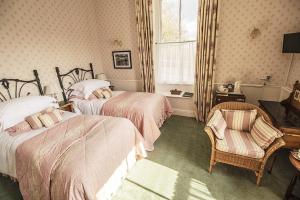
[221,109,257,132]
[101,88,112,99]
[5,121,32,136]
[25,107,58,129]
[92,88,104,99]
[39,109,63,128]
[25,113,44,129]
[0,96,58,131]
[69,93,98,101]
[251,117,283,149]
[69,79,110,99]
[207,110,227,139]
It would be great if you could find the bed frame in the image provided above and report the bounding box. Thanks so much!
[55,63,95,102]
[0,70,43,102]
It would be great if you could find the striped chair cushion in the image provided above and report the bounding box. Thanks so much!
[5,121,32,136]
[207,110,227,139]
[222,109,257,132]
[216,129,265,159]
[38,109,63,127]
[251,117,283,149]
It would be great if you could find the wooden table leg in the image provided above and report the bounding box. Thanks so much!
[284,174,299,200]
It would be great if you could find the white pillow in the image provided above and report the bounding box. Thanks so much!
[0,96,58,131]
[70,79,110,99]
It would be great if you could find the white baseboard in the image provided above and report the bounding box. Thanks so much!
[172,108,195,118]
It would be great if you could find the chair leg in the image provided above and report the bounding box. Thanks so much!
[208,153,215,173]
[256,168,264,186]
[209,162,213,173]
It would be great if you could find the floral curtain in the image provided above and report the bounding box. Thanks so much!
[135,0,155,93]
[194,0,219,121]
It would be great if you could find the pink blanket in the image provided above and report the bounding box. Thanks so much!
[101,92,172,151]
[15,115,146,200]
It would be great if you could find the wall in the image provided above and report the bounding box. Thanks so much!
[0,0,104,100]
[95,0,142,91]
[215,0,300,87]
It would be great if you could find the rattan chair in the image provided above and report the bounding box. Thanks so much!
[204,102,285,185]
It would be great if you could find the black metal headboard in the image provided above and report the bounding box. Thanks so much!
[55,63,95,102]
[0,70,43,102]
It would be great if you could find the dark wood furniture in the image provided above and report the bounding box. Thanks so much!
[258,81,300,149]
[214,92,246,105]
[284,153,300,200]
[59,101,74,112]
[109,85,115,91]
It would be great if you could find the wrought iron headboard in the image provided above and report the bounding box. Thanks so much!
[55,63,95,102]
[0,70,43,102]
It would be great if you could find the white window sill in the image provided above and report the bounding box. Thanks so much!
[156,83,194,99]
[158,91,193,99]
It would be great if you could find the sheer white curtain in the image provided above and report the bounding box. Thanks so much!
[156,41,196,84]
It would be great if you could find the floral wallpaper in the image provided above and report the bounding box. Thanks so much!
[215,0,300,87]
[0,0,299,99]
[95,0,141,81]
[0,0,103,99]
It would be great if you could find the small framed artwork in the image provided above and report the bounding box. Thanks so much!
[112,51,132,69]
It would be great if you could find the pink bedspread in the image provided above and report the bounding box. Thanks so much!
[101,92,172,151]
[15,115,146,200]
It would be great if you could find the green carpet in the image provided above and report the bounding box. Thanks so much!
[0,116,299,200]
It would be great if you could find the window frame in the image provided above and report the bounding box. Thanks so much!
[158,0,196,44]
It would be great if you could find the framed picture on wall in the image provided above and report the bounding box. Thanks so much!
[112,51,132,69]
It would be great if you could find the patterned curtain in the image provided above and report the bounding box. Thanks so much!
[194,0,219,122]
[135,0,155,93]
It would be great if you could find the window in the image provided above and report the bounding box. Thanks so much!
[155,0,198,85]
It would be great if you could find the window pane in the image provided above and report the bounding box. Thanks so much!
[160,0,180,42]
[181,0,198,41]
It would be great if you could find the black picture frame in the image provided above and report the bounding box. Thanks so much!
[112,50,132,69]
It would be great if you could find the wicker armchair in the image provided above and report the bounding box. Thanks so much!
[204,102,285,185]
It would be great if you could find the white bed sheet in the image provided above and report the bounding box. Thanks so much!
[0,111,79,178]
[71,91,124,115]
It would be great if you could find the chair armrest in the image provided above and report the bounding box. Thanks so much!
[263,138,285,162]
[204,126,216,150]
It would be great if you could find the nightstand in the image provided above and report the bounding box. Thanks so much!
[109,85,115,91]
[58,101,74,112]
[214,92,246,106]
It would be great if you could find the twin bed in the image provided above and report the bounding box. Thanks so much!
[0,65,172,200]
[56,64,172,151]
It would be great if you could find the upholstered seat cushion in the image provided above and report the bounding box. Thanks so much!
[216,129,265,159]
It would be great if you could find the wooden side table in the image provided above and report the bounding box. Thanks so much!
[109,85,115,91]
[284,153,300,200]
[214,92,246,106]
[58,101,74,112]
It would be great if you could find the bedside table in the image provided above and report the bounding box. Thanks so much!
[109,85,115,91]
[214,92,246,106]
[58,101,74,112]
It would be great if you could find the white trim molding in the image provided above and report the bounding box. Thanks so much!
[172,108,195,118]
